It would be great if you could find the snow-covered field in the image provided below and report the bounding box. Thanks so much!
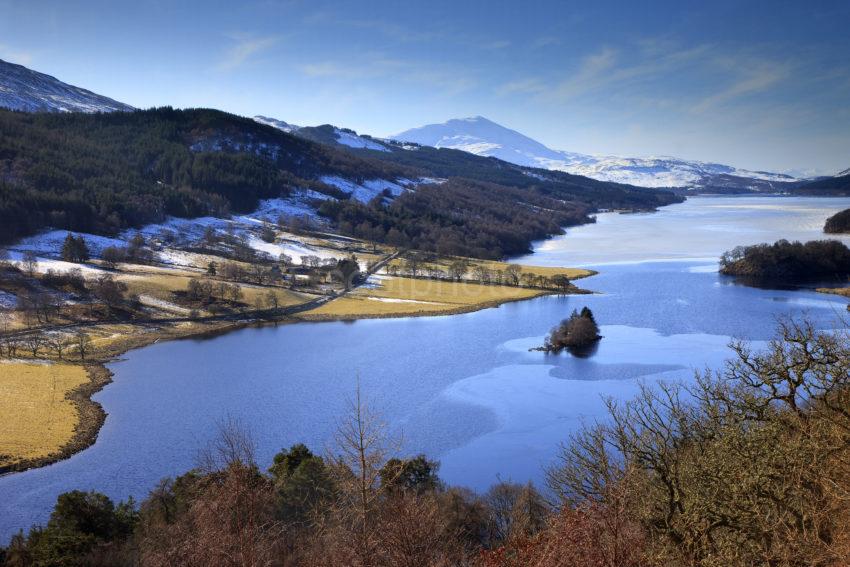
[11,230,126,258]
[246,235,341,265]
[4,251,107,277]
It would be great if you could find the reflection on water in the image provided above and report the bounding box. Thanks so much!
[564,341,600,359]
[2,195,850,540]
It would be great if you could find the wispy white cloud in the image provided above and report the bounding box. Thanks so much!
[498,40,714,104]
[496,77,546,96]
[548,47,619,100]
[295,52,476,95]
[216,34,279,72]
[691,59,790,112]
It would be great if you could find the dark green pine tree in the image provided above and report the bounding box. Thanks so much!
[579,306,596,324]
[60,233,77,262]
[74,235,90,262]
[61,233,91,263]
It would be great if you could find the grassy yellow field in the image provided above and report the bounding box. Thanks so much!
[306,276,546,318]
[0,362,90,467]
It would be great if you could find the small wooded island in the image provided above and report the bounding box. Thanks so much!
[720,239,850,282]
[540,307,601,354]
[825,209,850,234]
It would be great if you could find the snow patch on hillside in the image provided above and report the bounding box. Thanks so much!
[2,187,338,268]
[320,176,409,203]
[246,235,341,265]
[253,115,300,133]
[11,230,126,258]
[334,129,389,152]
[5,251,106,276]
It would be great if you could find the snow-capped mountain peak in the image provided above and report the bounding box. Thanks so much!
[0,58,133,113]
[393,115,593,169]
[392,117,798,191]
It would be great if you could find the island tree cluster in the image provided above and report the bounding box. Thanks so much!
[824,208,850,234]
[719,239,850,282]
[542,307,601,353]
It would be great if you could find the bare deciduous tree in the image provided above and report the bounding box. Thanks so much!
[75,331,93,361]
[320,384,398,567]
[141,418,285,567]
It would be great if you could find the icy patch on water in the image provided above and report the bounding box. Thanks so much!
[437,364,648,488]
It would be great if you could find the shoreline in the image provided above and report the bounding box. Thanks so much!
[0,364,113,476]
[299,285,593,322]
[0,318,249,476]
[0,277,597,476]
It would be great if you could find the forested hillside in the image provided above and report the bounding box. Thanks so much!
[319,179,588,258]
[0,107,405,244]
[791,171,850,196]
[0,107,681,258]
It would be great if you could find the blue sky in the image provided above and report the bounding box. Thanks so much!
[1,0,848,175]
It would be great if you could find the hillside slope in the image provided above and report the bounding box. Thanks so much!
[0,107,408,243]
[0,59,133,113]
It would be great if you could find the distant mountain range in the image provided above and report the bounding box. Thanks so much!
[0,58,133,113]
[391,116,801,192]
